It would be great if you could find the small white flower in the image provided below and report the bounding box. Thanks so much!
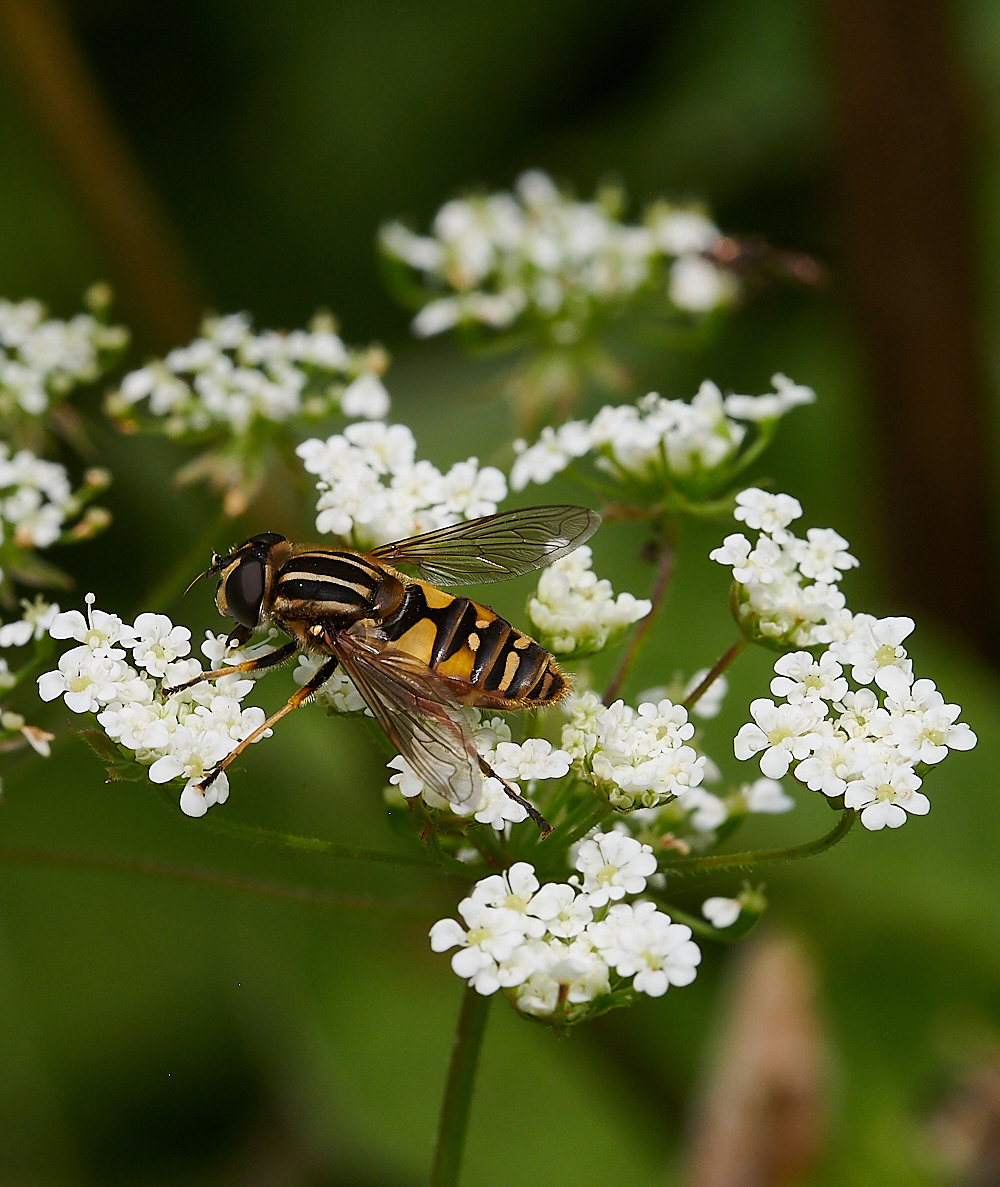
[840,616,915,700]
[339,372,390,419]
[573,831,657,907]
[493,738,571,782]
[472,777,529,829]
[702,896,741,929]
[733,488,802,536]
[794,735,869,798]
[742,777,796,813]
[844,762,928,830]
[588,901,701,996]
[0,596,59,647]
[130,612,192,677]
[526,882,594,939]
[49,594,135,657]
[179,772,230,818]
[734,699,824,778]
[38,651,134,713]
[147,726,231,785]
[469,862,544,933]
[429,900,533,995]
[770,650,847,705]
[791,528,858,583]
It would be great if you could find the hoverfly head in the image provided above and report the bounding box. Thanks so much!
[213,533,287,629]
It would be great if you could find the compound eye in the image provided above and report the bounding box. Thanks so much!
[225,558,265,628]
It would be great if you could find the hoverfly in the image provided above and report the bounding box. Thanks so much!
[166,505,600,831]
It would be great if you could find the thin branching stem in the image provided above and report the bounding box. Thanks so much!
[663,808,857,875]
[603,537,673,705]
[0,845,443,915]
[431,984,492,1187]
[682,637,747,710]
[195,815,438,868]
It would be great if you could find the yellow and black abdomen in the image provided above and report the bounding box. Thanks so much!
[382,579,567,708]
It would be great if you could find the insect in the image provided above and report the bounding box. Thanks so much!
[165,505,600,831]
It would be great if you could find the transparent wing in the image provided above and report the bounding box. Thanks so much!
[368,505,601,586]
[333,628,482,808]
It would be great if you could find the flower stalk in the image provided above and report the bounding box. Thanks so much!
[431,984,492,1187]
[663,808,857,875]
[603,536,673,704]
[682,636,747,710]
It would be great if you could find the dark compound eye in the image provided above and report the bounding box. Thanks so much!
[225,557,264,628]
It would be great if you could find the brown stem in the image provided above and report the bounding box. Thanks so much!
[0,845,443,916]
[603,539,673,705]
[682,637,747,710]
[0,0,204,348]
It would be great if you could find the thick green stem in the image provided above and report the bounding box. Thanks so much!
[664,808,857,875]
[431,984,492,1187]
[603,537,673,705]
[682,636,747,710]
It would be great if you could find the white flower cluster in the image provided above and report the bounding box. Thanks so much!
[296,421,507,547]
[710,487,860,647]
[381,169,735,344]
[735,630,977,831]
[561,691,707,810]
[0,446,109,554]
[37,597,272,817]
[510,377,814,493]
[430,846,700,1016]
[527,545,651,656]
[387,714,571,831]
[107,311,390,437]
[0,594,59,651]
[0,296,127,416]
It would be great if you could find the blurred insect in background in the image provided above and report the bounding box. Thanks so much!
[166,505,601,830]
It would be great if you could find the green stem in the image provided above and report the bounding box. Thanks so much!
[149,781,434,868]
[197,815,436,868]
[603,536,673,705]
[682,637,747,710]
[0,845,442,915]
[431,984,492,1187]
[664,808,857,875]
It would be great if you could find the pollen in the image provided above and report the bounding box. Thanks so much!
[467,633,480,651]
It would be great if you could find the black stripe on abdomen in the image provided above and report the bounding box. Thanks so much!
[277,578,369,606]
[284,553,379,587]
[430,598,478,666]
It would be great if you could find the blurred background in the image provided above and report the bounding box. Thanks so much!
[1,0,1000,1183]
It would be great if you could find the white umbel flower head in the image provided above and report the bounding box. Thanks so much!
[527,545,650,655]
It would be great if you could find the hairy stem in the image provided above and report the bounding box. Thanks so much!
[197,815,437,868]
[603,538,673,705]
[0,845,444,915]
[664,809,857,875]
[431,984,492,1187]
[682,637,747,710]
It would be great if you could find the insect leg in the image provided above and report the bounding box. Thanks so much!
[477,756,552,836]
[162,641,299,696]
[196,656,340,792]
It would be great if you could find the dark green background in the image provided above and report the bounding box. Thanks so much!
[0,1,998,1183]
